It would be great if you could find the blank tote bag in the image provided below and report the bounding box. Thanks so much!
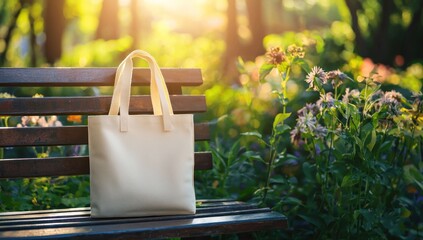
[88,50,196,218]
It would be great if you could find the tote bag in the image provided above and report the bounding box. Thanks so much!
[88,50,196,218]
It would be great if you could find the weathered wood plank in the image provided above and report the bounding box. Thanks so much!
[0,68,203,86]
[0,123,209,147]
[0,208,274,231]
[0,200,248,218]
[0,95,206,116]
[0,152,213,178]
[0,211,286,239]
[0,201,261,224]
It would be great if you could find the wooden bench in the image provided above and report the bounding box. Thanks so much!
[0,68,287,239]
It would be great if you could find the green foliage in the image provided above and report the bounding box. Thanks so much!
[0,93,90,211]
[234,42,423,238]
[1,2,422,239]
[0,177,90,211]
[57,37,132,67]
[284,65,423,238]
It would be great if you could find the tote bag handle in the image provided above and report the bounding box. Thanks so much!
[108,50,174,132]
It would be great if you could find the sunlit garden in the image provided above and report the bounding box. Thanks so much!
[1,0,422,239]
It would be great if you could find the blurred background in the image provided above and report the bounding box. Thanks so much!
[1,2,423,237]
[1,0,422,131]
[1,0,422,76]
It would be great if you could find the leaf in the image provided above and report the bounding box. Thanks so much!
[341,175,358,188]
[273,113,291,129]
[277,61,289,74]
[298,214,323,228]
[281,197,303,205]
[259,63,275,82]
[274,124,291,135]
[295,58,311,73]
[236,57,247,74]
[243,151,266,164]
[241,132,268,146]
[270,175,286,184]
[302,162,315,180]
[403,165,423,191]
[401,207,411,218]
[241,131,262,138]
[366,129,377,151]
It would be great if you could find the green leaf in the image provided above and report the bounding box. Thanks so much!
[298,214,323,228]
[243,151,266,164]
[404,165,423,191]
[274,124,291,135]
[341,175,358,188]
[294,58,311,72]
[273,113,291,129]
[276,61,289,74]
[366,129,377,151]
[236,57,247,74]
[241,132,268,146]
[281,196,303,205]
[270,175,286,184]
[259,63,275,82]
[241,131,262,138]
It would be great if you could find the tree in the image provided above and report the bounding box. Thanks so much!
[96,0,119,40]
[223,0,266,82]
[345,0,423,67]
[244,0,265,60]
[44,0,66,65]
[223,0,240,81]
[0,1,24,66]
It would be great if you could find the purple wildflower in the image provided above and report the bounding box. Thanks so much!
[306,66,327,91]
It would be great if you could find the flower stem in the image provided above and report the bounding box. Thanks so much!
[262,130,277,204]
[281,67,290,114]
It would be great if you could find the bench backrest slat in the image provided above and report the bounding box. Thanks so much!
[0,96,206,115]
[0,68,203,86]
[0,152,213,178]
[0,68,211,179]
[0,124,209,147]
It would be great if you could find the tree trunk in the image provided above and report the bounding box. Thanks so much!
[96,0,119,40]
[344,0,367,57]
[28,3,37,67]
[44,0,66,65]
[130,0,143,49]
[403,1,423,67]
[373,0,394,64]
[223,0,240,81]
[0,3,24,66]
[244,0,265,60]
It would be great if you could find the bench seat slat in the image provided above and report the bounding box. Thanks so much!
[0,209,274,231]
[0,200,246,218]
[0,200,287,239]
[0,68,203,86]
[0,95,206,116]
[0,202,262,226]
[0,123,209,147]
[0,152,213,178]
[0,212,286,239]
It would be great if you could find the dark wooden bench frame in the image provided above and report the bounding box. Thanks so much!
[0,68,287,239]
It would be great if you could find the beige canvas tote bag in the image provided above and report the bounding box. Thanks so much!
[88,50,196,218]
